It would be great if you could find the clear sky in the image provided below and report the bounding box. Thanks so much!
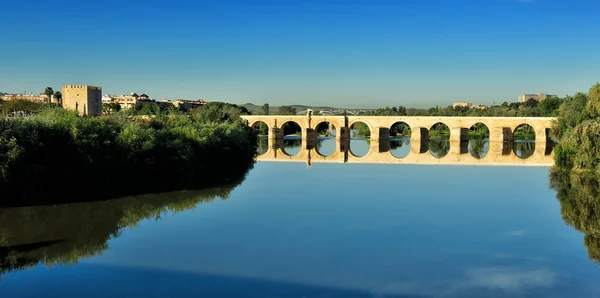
[1,0,599,108]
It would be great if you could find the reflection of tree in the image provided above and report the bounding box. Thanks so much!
[0,169,251,277]
[550,170,600,264]
[429,139,450,158]
[513,141,535,159]
[257,137,269,155]
[283,139,302,149]
[390,139,408,150]
[469,139,488,159]
[253,122,269,135]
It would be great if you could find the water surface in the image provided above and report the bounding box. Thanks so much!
[1,139,599,297]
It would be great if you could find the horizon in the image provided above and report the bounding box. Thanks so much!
[1,0,599,108]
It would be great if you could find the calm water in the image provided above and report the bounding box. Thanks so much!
[1,139,600,297]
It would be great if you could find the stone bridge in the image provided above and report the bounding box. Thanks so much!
[257,139,554,167]
[240,115,556,143]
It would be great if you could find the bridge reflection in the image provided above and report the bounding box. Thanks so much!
[256,137,554,166]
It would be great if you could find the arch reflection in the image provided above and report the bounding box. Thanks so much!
[259,138,554,166]
[468,139,489,159]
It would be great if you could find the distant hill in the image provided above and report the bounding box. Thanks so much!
[240,103,350,114]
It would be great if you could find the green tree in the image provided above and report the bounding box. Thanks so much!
[262,103,270,115]
[398,106,407,116]
[524,97,539,109]
[538,96,562,116]
[44,87,54,103]
[584,83,600,118]
[351,122,370,138]
[191,102,249,123]
[552,92,588,141]
[278,105,297,115]
[53,91,62,103]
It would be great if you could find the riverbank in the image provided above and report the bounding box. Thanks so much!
[0,107,257,207]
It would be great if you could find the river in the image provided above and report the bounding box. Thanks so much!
[1,137,600,297]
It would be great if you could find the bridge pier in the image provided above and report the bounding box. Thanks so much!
[337,127,351,140]
[304,128,318,140]
[491,127,513,142]
[410,127,429,142]
[371,127,390,142]
[450,127,469,142]
[449,141,469,155]
[535,128,549,143]
[411,139,429,154]
[270,127,282,140]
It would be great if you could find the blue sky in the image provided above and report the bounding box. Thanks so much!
[1,0,599,108]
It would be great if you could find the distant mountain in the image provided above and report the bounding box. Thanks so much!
[240,103,351,114]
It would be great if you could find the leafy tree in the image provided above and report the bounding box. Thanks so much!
[102,103,122,114]
[524,97,539,109]
[0,106,257,204]
[552,92,588,141]
[584,83,600,119]
[262,103,270,115]
[278,105,297,115]
[53,91,62,103]
[351,122,370,138]
[191,102,249,123]
[44,87,54,103]
[398,106,407,116]
[538,96,562,116]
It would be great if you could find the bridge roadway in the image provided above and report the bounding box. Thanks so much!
[240,115,556,143]
[257,139,554,167]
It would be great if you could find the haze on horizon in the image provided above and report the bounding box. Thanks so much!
[1,0,598,109]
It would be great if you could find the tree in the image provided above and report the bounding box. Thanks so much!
[191,102,249,123]
[278,105,297,115]
[53,91,62,103]
[538,96,562,116]
[262,103,270,115]
[44,87,54,103]
[585,83,600,118]
[524,97,539,109]
[398,106,407,116]
[552,92,588,141]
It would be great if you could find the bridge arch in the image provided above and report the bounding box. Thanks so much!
[251,120,270,137]
[280,120,305,138]
[390,121,411,139]
[314,121,337,138]
[429,122,451,140]
[349,120,373,139]
[513,123,536,141]
[468,122,490,140]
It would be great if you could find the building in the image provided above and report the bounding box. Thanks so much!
[104,92,153,109]
[452,102,473,109]
[62,85,102,116]
[519,93,556,103]
[173,99,206,110]
[0,93,47,102]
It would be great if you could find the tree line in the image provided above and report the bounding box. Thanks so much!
[254,96,563,117]
[0,102,257,206]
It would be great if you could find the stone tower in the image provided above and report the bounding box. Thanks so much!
[61,85,102,116]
